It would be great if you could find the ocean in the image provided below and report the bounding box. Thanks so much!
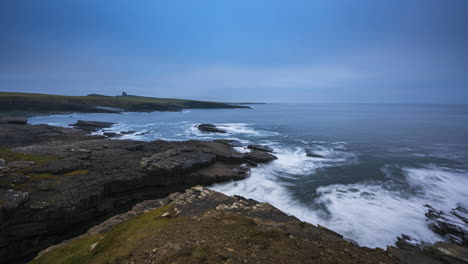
[29,103,468,248]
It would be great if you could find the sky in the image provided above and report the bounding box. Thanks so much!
[1,0,467,103]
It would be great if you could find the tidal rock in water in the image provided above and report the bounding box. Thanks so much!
[244,150,277,165]
[196,123,227,133]
[305,150,325,158]
[247,144,273,153]
[425,204,468,246]
[103,132,119,138]
[70,120,115,132]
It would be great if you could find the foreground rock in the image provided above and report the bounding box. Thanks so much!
[32,187,398,264]
[196,123,227,133]
[0,123,277,263]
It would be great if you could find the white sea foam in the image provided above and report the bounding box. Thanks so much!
[212,144,468,249]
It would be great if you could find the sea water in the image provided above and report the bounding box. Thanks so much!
[29,103,468,248]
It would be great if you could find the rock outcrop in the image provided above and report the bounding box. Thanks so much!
[247,144,273,153]
[0,123,276,263]
[31,187,398,264]
[70,120,115,133]
[425,205,468,247]
[196,123,227,133]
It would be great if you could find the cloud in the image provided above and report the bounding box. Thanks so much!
[152,65,367,90]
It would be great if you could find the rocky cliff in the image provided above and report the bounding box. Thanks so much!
[0,122,274,263]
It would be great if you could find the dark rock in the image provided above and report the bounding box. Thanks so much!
[103,132,118,138]
[396,234,420,250]
[305,150,325,158]
[423,242,468,264]
[0,189,29,209]
[7,160,36,169]
[0,159,5,169]
[0,117,27,125]
[244,150,277,164]
[73,149,92,159]
[33,158,85,174]
[247,144,273,153]
[121,131,136,135]
[124,144,144,151]
[213,139,243,147]
[425,205,468,247]
[196,124,227,133]
[70,120,115,132]
[388,246,444,264]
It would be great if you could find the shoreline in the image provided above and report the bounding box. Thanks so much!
[0,121,466,263]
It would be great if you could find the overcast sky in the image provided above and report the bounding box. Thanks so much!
[1,0,467,103]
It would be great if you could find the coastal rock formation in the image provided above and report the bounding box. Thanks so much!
[31,187,398,264]
[247,144,274,153]
[425,205,468,246]
[0,123,276,263]
[196,123,227,133]
[70,120,115,133]
[305,149,325,158]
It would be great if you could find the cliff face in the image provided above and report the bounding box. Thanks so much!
[0,123,273,263]
[31,187,398,264]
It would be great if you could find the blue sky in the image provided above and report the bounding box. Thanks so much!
[1,0,467,103]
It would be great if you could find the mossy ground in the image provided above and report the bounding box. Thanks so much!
[31,205,176,264]
[0,149,57,165]
[0,149,89,191]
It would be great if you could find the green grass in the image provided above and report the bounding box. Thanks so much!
[30,204,176,264]
[0,91,248,116]
[0,149,57,165]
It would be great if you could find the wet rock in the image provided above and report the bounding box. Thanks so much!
[213,139,243,147]
[247,144,273,153]
[70,120,115,132]
[196,124,227,133]
[395,234,421,250]
[425,205,468,246]
[305,150,324,158]
[121,130,136,135]
[103,132,118,138]
[244,150,277,164]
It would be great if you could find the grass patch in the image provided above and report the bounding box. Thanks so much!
[28,173,59,181]
[0,149,57,165]
[31,204,176,264]
[63,170,89,176]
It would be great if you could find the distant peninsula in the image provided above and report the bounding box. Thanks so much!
[0,91,250,117]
